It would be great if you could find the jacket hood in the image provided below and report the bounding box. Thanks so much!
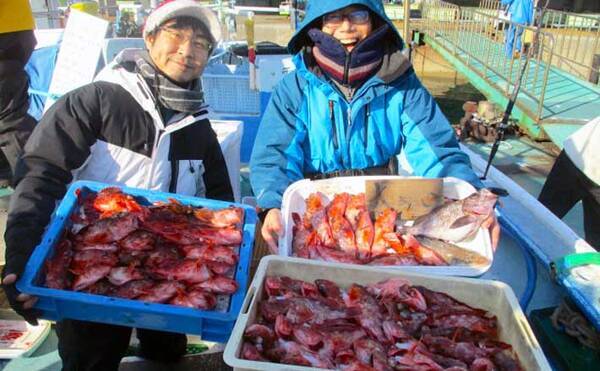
[288,0,404,54]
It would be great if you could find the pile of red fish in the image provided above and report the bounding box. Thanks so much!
[292,192,445,266]
[242,276,522,370]
[44,187,244,310]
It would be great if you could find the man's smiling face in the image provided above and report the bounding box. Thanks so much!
[144,18,212,84]
[321,6,373,52]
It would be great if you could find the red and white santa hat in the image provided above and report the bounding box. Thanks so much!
[143,0,222,44]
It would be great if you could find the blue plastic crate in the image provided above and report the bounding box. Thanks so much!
[17,180,256,343]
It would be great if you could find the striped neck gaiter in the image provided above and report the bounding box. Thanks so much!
[308,24,388,87]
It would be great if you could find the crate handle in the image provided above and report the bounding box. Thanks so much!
[517,314,538,349]
[241,285,257,316]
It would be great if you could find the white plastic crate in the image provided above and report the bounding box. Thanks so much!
[279,176,494,277]
[223,256,551,371]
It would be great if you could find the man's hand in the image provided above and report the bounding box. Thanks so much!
[261,208,283,254]
[482,213,501,252]
[2,271,40,326]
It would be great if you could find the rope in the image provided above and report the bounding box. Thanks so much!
[551,300,600,350]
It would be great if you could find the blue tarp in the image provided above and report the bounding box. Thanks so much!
[25,44,60,121]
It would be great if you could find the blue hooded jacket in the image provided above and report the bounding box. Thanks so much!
[501,0,534,25]
[250,0,482,209]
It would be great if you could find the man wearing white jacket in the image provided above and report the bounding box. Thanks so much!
[539,116,600,249]
[2,1,231,369]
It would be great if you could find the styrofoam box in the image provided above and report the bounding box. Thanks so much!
[223,256,551,371]
[279,176,493,277]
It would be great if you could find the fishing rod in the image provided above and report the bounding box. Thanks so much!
[481,0,550,180]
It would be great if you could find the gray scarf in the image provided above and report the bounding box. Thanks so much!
[116,49,206,114]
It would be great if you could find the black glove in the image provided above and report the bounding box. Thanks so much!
[2,252,40,326]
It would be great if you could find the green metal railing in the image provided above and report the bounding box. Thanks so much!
[421,0,555,122]
[540,9,600,83]
[478,0,502,17]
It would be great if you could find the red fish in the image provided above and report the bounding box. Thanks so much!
[292,212,311,258]
[244,324,276,346]
[93,187,144,218]
[206,261,234,275]
[71,265,112,291]
[303,192,326,228]
[149,259,212,284]
[275,339,335,369]
[403,234,447,266]
[314,244,361,265]
[83,279,116,296]
[193,207,244,228]
[275,314,293,338]
[70,249,119,275]
[371,209,397,257]
[107,265,145,286]
[293,325,322,347]
[119,230,156,251]
[345,284,386,343]
[74,242,119,252]
[145,244,182,268]
[345,193,367,230]
[75,213,139,244]
[44,239,74,289]
[138,281,185,303]
[241,342,268,361]
[145,223,243,246]
[171,289,217,309]
[355,210,374,260]
[311,209,335,248]
[327,193,357,256]
[113,279,154,299]
[180,244,238,265]
[192,276,238,294]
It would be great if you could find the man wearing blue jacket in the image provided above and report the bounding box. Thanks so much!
[502,0,534,57]
[250,0,499,252]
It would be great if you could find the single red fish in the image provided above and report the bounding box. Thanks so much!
[113,279,154,299]
[327,193,357,256]
[192,276,238,294]
[138,281,185,303]
[119,230,156,251]
[75,213,139,244]
[71,265,112,291]
[193,207,244,228]
[45,239,74,290]
[345,193,367,230]
[371,209,397,257]
[93,187,144,218]
[70,249,119,275]
[107,265,145,286]
[355,210,374,260]
[149,259,212,284]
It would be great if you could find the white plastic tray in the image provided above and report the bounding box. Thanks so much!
[223,256,551,371]
[0,317,51,359]
[279,176,493,276]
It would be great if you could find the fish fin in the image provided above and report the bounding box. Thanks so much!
[449,215,477,229]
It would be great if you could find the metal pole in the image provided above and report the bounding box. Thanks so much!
[404,0,410,43]
[590,54,600,85]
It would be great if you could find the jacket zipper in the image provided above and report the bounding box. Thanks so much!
[147,128,165,188]
[343,53,351,85]
[329,100,338,149]
[364,104,370,149]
